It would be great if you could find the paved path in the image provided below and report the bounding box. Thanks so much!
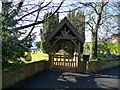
[12,66,120,89]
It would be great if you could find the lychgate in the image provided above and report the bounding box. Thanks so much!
[46,17,85,71]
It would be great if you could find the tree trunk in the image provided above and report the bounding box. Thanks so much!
[91,2,108,59]
[92,31,97,59]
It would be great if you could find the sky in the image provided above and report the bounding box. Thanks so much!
[0,1,1,12]
[19,0,92,42]
[35,0,92,42]
[1,0,119,42]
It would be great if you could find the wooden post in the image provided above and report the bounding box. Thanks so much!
[74,55,76,68]
[77,41,81,69]
[60,55,61,66]
[48,53,54,69]
[68,55,70,68]
[64,54,65,67]
[56,55,58,67]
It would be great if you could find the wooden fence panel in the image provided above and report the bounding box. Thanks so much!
[51,54,79,70]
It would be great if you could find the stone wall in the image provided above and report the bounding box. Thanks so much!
[77,58,120,72]
[2,60,50,88]
[87,58,120,72]
[78,61,86,72]
[2,58,120,88]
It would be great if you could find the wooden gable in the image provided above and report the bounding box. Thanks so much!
[46,17,85,43]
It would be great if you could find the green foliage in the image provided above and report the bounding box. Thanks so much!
[89,44,92,50]
[42,42,51,53]
[41,10,85,54]
[2,39,27,63]
[67,10,85,37]
[2,2,31,64]
[97,42,119,54]
[41,11,59,54]
[97,44,105,51]
[35,41,41,48]
[67,10,85,54]
[83,43,90,50]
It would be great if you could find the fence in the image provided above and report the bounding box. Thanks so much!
[51,54,120,72]
[51,54,80,70]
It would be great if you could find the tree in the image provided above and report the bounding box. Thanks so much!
[41,11,59,53]
[67,10,85,40]
[66,1,119,59]
[2,1,29,64]
[85,2,109,59]
[6,0,65,30]
[1,0,65,64]
[74,2,118,59]
[67,10,85,53]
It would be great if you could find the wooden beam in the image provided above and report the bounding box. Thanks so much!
[46,17,84,43]
[77,41,81,54]
[55,36,77,40]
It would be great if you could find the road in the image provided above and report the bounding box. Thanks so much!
[11,66,120,89]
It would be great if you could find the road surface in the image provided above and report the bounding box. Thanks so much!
[11,66,120,89]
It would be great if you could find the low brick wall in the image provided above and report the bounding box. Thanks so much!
[87,58,120,72]
[2,60,50,88]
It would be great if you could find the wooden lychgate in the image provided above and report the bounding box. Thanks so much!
[46,17,85,71]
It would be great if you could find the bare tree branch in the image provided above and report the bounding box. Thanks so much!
[15,0,52,22]
[25,6,41,40]
[8,0,65,30]
[90,4,99,15]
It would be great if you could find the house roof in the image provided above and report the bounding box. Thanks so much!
[46,17,84,43]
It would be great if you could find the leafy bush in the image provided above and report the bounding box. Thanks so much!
[35,41,41,48]
[97,42,119,55]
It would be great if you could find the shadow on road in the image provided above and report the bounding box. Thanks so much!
[56,72,99,88]
[95,66,120,79]
[11,66,119,89]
